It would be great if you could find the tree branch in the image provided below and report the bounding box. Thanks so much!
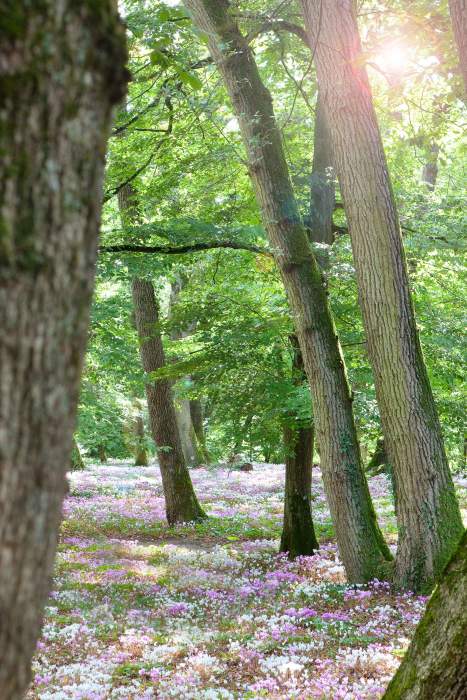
[98,241,272,256]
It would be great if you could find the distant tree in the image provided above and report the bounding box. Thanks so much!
[132,278,206,524]
[280,335,319,558]
[0,2,128,697]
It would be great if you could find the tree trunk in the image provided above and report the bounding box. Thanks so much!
[71,438,85,471]
[132,278,206,524]
[190,398,210,463]
[0,3,127,697]
[184,0,391,583]
[383,531,467,699]
[98,443,107,464]
[169,276,200,465]
[421,143,439,191]
[449,0,467,96]
[301,0,463,592]
[134,414,149,467]
[280,335,319,558]
[367,437,388,473]
[309,91,335,252]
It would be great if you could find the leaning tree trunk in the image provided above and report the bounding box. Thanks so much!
[383,530,467,699]
[449,0,467,96]
[184,0,391,584]
[301,0,463,592]
[0,3,127,697]
[280,335,319,558]
[132,279,206,524]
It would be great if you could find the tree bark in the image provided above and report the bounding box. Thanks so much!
[132,278,206,524]
[134,413,149,467]
[280,335,319,558]
[421,143,439,191]
[383,531,467,699]
[184,0,391,583]
[0,3,128,697]
[367,437,388,474]
[190,398,210,463]
[71,438,85,471]
[449,0,467,96]
[309,91,335,250]
[169,277,199,466]
[301,0,463,592]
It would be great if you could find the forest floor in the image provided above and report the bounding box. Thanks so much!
[28,462,467,700]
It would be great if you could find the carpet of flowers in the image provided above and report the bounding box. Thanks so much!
[28,462,467,699]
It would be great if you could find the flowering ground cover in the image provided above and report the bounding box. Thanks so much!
[28,463,466,700]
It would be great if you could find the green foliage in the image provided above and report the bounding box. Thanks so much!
[76,0,465,470]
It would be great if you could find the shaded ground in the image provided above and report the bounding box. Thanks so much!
[28,462,466,699]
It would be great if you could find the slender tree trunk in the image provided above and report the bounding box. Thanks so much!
[383,531,467,699]
[301,0,463,591]
[71,438,85,471]
[184,0,391,583]
[98,443,107,464]
[132,279,206,524]
[449,0,467,95]
[169,276,200,465]
[309,91,335,251]
[421,143,439,191]
[0,3,127,697]
[280,335,319,558]
[367,437,388,474]
[190,397,210,463]
[134,413,149,467]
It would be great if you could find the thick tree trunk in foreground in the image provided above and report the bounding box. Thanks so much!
[280,336,319,558]
[449,0,467,95]
[383,531,467,699]
[301,0,463,591]
[0,3,127,697]
[185,0,391,583]
[132,279,206,524]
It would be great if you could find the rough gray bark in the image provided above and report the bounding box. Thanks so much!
[184,0,391,583]
[132,278,206,524]
[0,3,128,697]
[301,0,464,591]
[383,531,467,699]
[280,335,319,558]
[449,0,467,95]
